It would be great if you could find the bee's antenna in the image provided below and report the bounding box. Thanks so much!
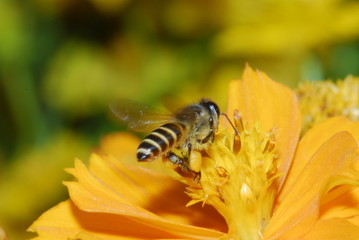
[220,112,240,136]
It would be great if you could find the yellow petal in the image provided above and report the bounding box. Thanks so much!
[351,215,359,226]
[303,218,359,240]
[279,116,359,202]
[98,132,140,163]
[29,200,187,240]
[320,186,359,225]
[227,65,301,189]
[264,131,359,239]
[65,155,223,239]
[71,153,226,231]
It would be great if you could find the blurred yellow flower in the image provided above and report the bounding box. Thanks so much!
[214,0,359,57]
[30,66,359,239]
[297,76,359,133]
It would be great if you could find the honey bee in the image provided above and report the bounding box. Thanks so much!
[110,98,221,177]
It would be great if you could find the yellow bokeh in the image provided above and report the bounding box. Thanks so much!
[1,1,359,239]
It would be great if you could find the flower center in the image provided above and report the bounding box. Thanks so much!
[297,76,359,133]
[186,111,280,240]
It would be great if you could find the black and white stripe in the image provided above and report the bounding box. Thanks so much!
[137,123,184,161]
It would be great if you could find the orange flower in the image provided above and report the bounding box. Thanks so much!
[29,66,359,240]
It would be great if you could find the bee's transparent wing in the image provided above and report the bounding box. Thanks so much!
[109,99,174,132]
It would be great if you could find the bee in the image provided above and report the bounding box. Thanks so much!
[109,98,221,177]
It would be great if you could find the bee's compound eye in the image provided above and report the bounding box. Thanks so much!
[211,102,220,116]
[189,150,202,172]
[201,99,220,117]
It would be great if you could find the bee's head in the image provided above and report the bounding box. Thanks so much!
[200,99,220,116]
[200,99,220,127]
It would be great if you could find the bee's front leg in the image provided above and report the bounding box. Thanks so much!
[198,130,215,144]
[198,116,215,144]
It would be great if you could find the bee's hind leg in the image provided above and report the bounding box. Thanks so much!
[167,152,184,166]
[167,152,191,171]
[166,152,200,182]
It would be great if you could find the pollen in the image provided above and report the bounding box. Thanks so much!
[297,76,359,133]
[186,112,280,240]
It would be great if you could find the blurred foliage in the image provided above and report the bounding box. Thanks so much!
[1,0,359,239]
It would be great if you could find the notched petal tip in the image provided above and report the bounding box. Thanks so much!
[60,153,226,238]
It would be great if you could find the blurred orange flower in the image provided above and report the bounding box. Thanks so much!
[29,66,359,240]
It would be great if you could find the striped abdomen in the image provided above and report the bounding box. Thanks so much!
[137,123,185,162]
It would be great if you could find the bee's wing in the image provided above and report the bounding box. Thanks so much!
[109,99,174,132]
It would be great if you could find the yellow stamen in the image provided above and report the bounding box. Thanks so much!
[186,114,280,240]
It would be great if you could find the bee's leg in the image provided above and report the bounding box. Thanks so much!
[187,143,192,158]
[167,152,183,165]
[167,152,190,169]
[166,152,200,181]
[199,116,215,144]
[200,130,214,144]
